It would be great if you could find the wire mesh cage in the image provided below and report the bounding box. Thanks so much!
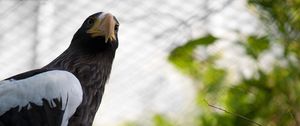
[0,0,263,125]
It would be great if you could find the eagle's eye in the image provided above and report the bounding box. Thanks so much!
[114,24,119,32]
[86,18,94,26]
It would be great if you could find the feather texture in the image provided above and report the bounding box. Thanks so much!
[0,70,83,126]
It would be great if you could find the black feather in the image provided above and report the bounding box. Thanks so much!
[0,98,64,126]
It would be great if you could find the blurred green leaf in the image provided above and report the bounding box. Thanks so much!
[202,65,226,92]
[243,36,270,59]
[121,122,139,126]
[202,66,225,85]
[288,41,300,59]
[152,114,174,126]
[168,35,217,78]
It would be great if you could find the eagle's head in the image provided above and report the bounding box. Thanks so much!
[71,12,119,52]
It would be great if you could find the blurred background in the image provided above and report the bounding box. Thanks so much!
[0,0,300,126]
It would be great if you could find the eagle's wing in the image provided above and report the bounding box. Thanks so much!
[0,70,83,126]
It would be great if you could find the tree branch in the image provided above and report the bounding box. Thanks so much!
[203,99,263,126]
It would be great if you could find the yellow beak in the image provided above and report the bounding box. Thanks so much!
[86,13,117,43]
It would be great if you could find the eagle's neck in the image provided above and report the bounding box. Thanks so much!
[44,47,116,126]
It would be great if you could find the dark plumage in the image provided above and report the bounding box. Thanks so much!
[0,12,119,126]
[0,98,64,126]
[44,12,119,126]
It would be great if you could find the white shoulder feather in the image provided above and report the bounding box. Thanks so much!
[0,70,83,126]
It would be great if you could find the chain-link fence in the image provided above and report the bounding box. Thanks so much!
[0,0,262,125]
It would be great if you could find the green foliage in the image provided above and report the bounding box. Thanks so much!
[168,35,217,78]
[248,0,300,41]
[248,0,300,57]
[242,36,270,59]
[201,65,226,92]
[152,114,174,126]
[120,114,175,126]
[166,0,300,126]
[122,0,300,126]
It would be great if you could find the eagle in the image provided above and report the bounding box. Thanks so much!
[0,12,119,126]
